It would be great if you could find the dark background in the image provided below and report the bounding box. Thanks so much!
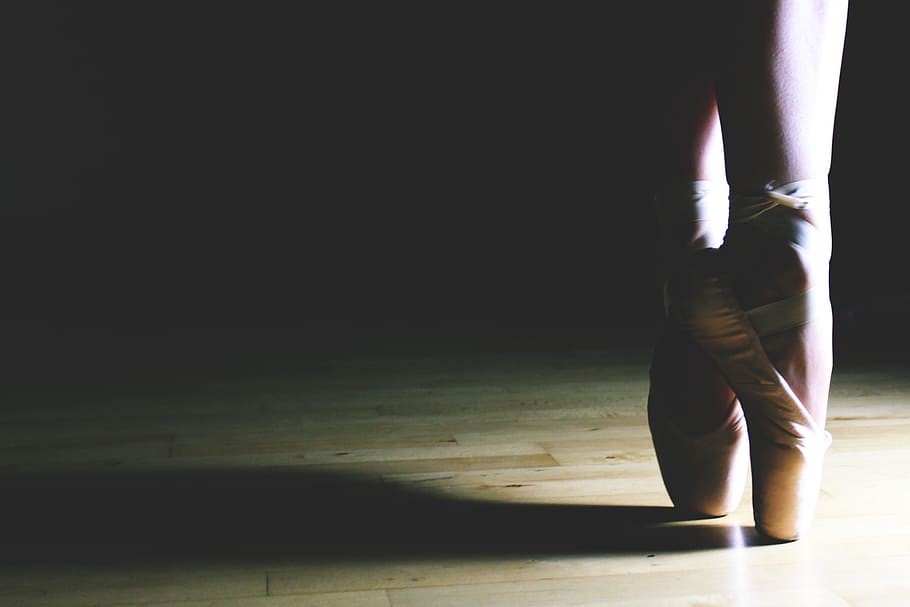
[3,1,906,374]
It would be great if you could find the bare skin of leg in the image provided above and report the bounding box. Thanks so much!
[655,81,727,257]
[716,0,849,426]
[648,7,737,436]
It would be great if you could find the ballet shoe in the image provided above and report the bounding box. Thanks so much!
[647,389,749,517]
[648,180,749,517]
[669,179,833,542]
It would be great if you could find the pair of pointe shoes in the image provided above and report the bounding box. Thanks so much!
[648,180,833,542]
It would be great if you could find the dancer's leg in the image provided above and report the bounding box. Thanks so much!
[650,3,726,261]
[715,0,849,426]
[645,4,750,517]
[680,0,851,538]
[648,3,735,436]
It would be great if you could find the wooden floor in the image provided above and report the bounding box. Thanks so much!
[1,337,909,606]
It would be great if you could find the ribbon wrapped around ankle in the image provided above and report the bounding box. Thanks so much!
[731,179,829,222]
[729,179,830,252]
[655,180,730,224]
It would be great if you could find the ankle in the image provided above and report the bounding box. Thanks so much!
[654,181,729,268]
[728,179,832,251]
[726,180,832,306]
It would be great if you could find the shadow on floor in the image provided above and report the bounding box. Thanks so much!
[1,468,768,565]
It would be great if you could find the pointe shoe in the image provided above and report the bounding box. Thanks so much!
[647,181,749,517]
[670,179,833,541]
[648,389,749,517]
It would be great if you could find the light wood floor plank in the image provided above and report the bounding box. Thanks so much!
[0,571,265,607]
[384,561,853,607]
[112,590,391,607]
